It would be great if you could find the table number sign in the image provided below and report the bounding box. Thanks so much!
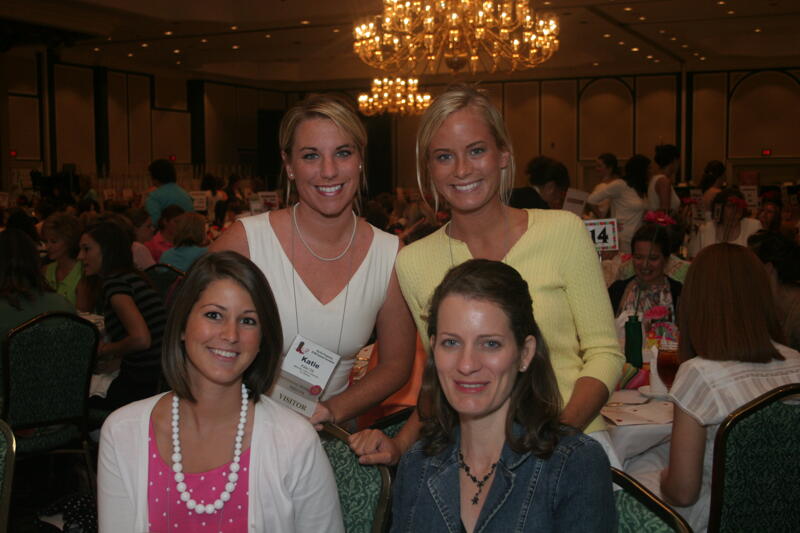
[584,218,619,252]
[189,191,208,211]
[270,336,340,417]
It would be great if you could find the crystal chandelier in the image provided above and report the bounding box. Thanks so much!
[358,77,432,116]
[353,1,560,75]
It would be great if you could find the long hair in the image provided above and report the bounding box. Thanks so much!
[162,251,283,402]
[699,160,725,192]
[83,222,135,278]
[42,213,83,259]
[597,153,620,177]
[679,243,783,363]
[0,229,53,310]
[623,154,650,198]
[420,259,565,458]
[416,84,515,211]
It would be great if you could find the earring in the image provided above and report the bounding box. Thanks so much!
[519,365,527,372]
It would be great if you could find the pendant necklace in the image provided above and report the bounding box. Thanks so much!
[292,203,357,262]
[458,450,498,505]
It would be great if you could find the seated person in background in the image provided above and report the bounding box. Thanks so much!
[160,212,208,272]
[648,144,681,213]
[586,153,622,219]
[0,229,75,340]
[144,204,185,262]
[698,160,726,221]
[144,158,193,227]
[98,251,343,533]
[628,243,800,532]
[41,212,88,307]
[80,222,167,410]
[392,260,614,533]
[509,155,570,210]
[748,231,800,351]
[689,187,762,257]
[756,193,783,234]
[125,207,156,270]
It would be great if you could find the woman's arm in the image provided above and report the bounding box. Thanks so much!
[660,405,706,507]
[312,269,416,426]
[560,377,611,430]
[101,293,151,358]
[208,220,250,257]
[349,409,422,465]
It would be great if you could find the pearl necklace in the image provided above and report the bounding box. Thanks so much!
[292,203,357,262]
[171,384,249,515]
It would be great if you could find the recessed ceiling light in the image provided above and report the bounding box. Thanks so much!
[592,61,600,66]
[141,43,148,48]
[232,44,240,50]
[754,27,762,33]
[693,51,700,56]
[631,47,640,52]
[618,40,625,45]
[646,54,653,59]
[176,60,181,65]
[93,47,100,52]
[107,36,112,41]
[623,7,633,12]
[127,52,134,57]
[670,36,677,41]
[727,10,735,15]
[300,20,310,25]
[230,25,238,31]
[654,59,661,63]
[717,0,726,4]
[658,29,667,34]
[603,33,611,38]
[681,43,689,48]
[173,49,181,54]
[201,38,208,43]
[164,31,173,36]
[544,1,552,5]
[332,28,340,33]
[264,33,271,38]
[638,16,646,21]
[700,56,707,61]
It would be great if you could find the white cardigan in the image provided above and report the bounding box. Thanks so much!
[97,393,344,533]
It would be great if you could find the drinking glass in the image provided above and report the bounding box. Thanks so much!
[657,340,680,389]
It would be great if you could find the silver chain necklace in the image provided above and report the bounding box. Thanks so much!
[292,203,357,262]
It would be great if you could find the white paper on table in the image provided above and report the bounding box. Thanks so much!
[602,401,674,426]
[608,389,649,405]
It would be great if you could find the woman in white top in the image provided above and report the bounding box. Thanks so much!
[698,160,726,221]
[587,153,621,219]
[629,243,800,532]
[648,144,681,212]
[688,187,762,257]
[587,154,649,253]
[211,94,415,429]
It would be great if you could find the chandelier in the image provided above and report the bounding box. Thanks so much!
[353,1,560,75]
[358,77,432,116]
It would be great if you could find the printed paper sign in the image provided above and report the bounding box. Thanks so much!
[189,191,208,211]
[584,218,619,252]
[270,335,340,417]
[562,188,589,216]
[258,191,280,210]
[739,185,759,211]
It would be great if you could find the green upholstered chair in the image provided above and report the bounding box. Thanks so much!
[708,382,800,533]
[0,420,15,533]
[320,423,392,533]
[368,407,414,439]
[613,468,692,533]
[144,263,184,304]
[1,312,99,490]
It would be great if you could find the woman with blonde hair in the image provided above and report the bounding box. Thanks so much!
[160,212,208,272]
[351,85,623,467]
[211,93,415,428]
[41,212,87,306]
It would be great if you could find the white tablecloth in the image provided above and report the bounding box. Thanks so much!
[603,390,674,466]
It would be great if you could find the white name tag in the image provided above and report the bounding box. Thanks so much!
[584,218,619,252]
[270,335,340,417]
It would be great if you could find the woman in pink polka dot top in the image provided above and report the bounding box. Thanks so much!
[97,251,344,532]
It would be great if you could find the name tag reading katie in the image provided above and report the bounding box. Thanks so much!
[270,335,340,417]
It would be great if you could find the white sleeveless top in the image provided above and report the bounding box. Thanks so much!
[240,212,399,399]
[646,174,681,211]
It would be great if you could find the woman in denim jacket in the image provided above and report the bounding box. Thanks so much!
[391,260,615,533]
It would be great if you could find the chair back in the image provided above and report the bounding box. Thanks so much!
[320,424,391,533]
[144,263,184,303]
[613,468,692,533]
[1,312,98,429]
[708,382,800,533]
[0,420,15,533]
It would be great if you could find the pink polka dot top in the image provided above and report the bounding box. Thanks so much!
[147,421,250,532]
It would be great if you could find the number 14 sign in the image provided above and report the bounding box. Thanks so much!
[584,218,619,252]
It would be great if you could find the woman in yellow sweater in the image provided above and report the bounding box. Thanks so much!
[350,85,624,467]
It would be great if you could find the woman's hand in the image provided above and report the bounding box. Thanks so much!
[309,401,334,431]
[348,429,402,465]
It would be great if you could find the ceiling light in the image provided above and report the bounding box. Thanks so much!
[603,33,611,38]
[623,7,633,12]
[727,10,735,15]
[653,59,661,63]
[669,36,677,41]
[358,77,432,116]
[717,1,726,4]
[658,29,667,34]
[230,25,238,30]
[754,27,762,33]
[176,60,181,65]
[700,56,707,61]
[354,1,560,74]
[693,51,700,56]
[173,49,181,54]
[264,34,271,38]
[638,16,646,21]
[592,61,600,66]
[544,1,552,5]
[201,38,208,43]
[681,43,689,48]
[164,31,173,36]
[232,44,240,49]
[332,28,340,33]
[93,47,100,52]
[300,20,310,25]
[127,52,134,57]
[141,43,149,48]
[646,54,653,59]
[631,47,639,52]
[618,40,625,45]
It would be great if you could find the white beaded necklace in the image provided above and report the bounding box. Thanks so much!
[171,383,249,515]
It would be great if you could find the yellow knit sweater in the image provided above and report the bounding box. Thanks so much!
[396,209,623,434]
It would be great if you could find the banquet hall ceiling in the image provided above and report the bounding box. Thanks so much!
[1,0,799,85]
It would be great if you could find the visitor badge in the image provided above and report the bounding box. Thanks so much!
[584,218,619,252]
[270,335,340,417]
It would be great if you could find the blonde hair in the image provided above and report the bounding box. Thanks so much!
[416,84,515,210]
[172,212,207,248]
[278,93,367,207]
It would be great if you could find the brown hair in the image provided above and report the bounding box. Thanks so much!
[42,213,83,259]
[0,229,53,309]
[420,259,565,458]
[162,251,283,402]
[172,212,207,248]
[678,243,783,363]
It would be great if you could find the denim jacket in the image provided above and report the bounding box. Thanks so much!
[390,426,616,533]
